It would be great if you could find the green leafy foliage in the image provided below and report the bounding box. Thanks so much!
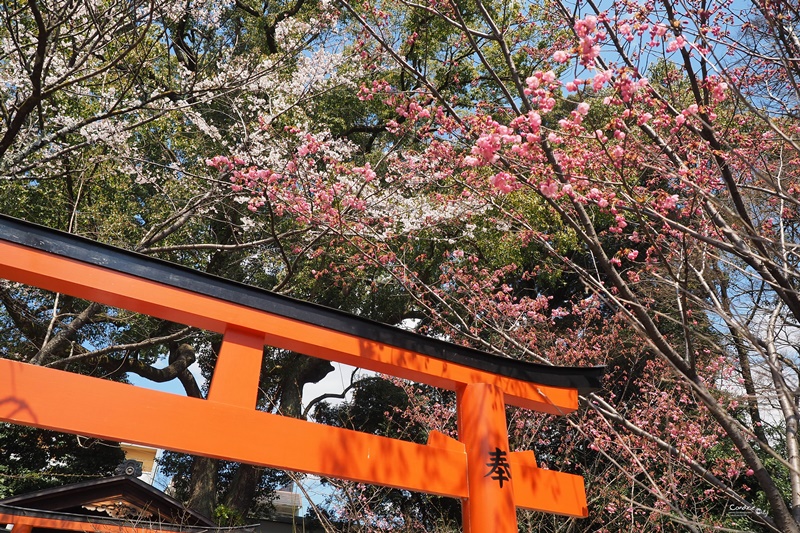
[0,424,124,498]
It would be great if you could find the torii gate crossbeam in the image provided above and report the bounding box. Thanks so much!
[0,215,603,531]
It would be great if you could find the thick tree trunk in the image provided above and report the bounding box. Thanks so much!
[174,344,219,519]
[278,354,334,418]
[187,456,218,519]
[223,464,262,517]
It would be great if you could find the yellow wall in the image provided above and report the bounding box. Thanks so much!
[120,443,158,474]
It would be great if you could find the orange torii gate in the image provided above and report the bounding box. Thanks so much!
[0,215,603,532]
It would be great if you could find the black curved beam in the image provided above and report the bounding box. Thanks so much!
[0,214,604,394]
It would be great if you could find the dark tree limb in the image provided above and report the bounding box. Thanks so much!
[30,301,102,366]
[0,0,50,159]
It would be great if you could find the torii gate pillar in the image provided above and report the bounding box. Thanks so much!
[459,383,516,532]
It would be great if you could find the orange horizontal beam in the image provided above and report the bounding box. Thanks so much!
[8,524,31,533]
[0,358,467,498]
[1,514,182,533]
[0,241,577,414]
[508,451,588,517]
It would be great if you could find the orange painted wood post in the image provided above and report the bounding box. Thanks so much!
[207,328,265,409]
[458,383,517,533]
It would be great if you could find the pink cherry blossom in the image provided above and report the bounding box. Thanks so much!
[552,50,570,63]
[539,180,559,198]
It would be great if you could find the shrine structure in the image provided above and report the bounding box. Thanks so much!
[0,215,603,532]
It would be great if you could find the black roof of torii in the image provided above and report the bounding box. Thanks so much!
[0,214,604,394]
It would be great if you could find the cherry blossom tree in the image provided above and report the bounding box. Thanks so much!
[201,0,800,530]
[5,0,800,530]
[0,0,390,519]
[312,0,800,530]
